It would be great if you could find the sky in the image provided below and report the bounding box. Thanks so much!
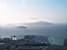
[0,0,67,26]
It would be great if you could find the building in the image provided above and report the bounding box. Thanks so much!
[64,38,67,46]
[24,35,49,45]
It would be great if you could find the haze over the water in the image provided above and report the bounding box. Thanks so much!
[0,0,66,26]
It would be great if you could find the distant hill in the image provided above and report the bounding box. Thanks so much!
[17,26,27,29]
[23,21,54,26]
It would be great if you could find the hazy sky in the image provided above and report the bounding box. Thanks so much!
[0,0,67,26]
